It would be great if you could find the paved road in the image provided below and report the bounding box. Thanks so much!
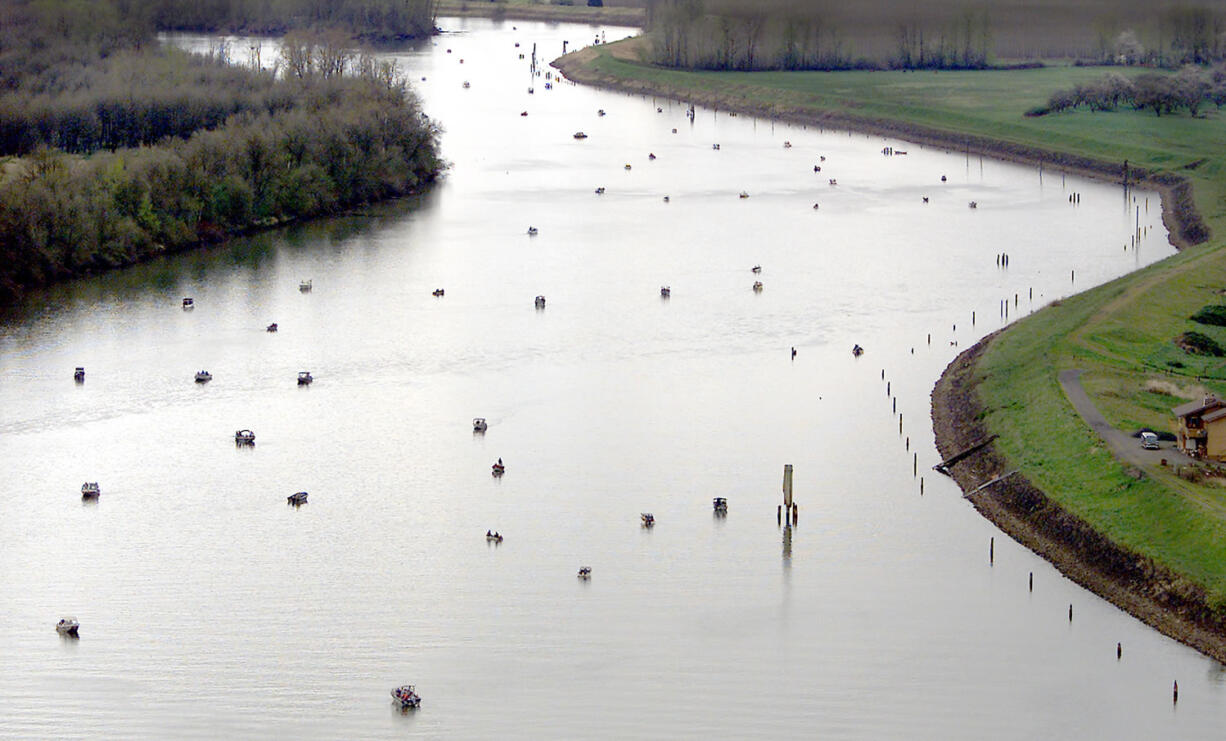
[1058,369,1192,468]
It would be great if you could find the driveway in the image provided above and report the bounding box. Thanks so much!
[1058,369,1194,468]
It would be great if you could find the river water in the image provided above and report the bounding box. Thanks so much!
[1,17,1217,740]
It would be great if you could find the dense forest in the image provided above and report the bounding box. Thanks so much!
[149,0,440,39]
[0,0,441,306]
[643,0,1226,71]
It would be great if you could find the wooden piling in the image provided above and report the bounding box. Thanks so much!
[1117,642,1122,659]
[783,464,794,510]
[892,397,896,413]
[1069,604,1073,622]
[900,415,904,434]
[971,311,975,325]
[1173,680,1178,703]
[913,452,917,476]
[1029,572,1033,591]
[906,436,910,451]
[990,536,994,564]
[920,476,924,494]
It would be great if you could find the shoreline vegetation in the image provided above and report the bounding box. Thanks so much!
[0,0,442,307]
[554,36,1226,659]
[436,0,645,26]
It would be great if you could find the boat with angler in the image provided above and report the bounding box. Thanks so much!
[535,295,546,309]
[234,429,256,445]
[573,131,587,140]
[74,367,85,382]
[751,265,761,274]
[752,281,763,292]
[56,617,79,636]
[391,685,421,709]
[492,459,506,476]
[473,418,488,432]
[287,491,308,505]
[266,323,278,332]
[713,497,728,513]
[577,566,592,580]
[852,344,865,357]
[739,191,749,199]
[195,370,212,383]
[182,297,194,309]
[297,371,313,386]
[641,513,655,527]
[594,187,605,195]
[660,286,670,298]
[527,226,539,236]
[299,280,312,292]
[81,482,100,499]
[433,288,445,297]
[486,530,504,543]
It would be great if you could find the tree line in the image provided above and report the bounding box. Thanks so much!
[148,0,440,39]
[0,0,441,305]
[643,0,1226,71]
[1037,66,1226,117]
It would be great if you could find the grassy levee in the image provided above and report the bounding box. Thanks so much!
[436,0,645,25]
[559,39,1226,637]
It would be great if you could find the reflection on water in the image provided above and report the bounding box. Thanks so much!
[0,17,1219,741]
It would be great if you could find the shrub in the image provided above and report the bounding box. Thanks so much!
[1191,305,1226,326]
[1175,331,1225,356]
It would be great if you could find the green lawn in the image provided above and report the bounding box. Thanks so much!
[574,41,1226,600]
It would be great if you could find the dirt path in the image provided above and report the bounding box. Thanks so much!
[1058,369,1189,467]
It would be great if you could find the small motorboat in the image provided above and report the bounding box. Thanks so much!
[828,179,838,186]
[234,429,256,445]
[56,617,79,636]
[432,288,445,297]
[195,370,213,383]
[299,280,312,292]
[287,491,308,505]
[74,367,85,383]
[486,530,504,543]
[491,460,506,476]
[391,685,421,709]
[922,196,929,203]
[813,165,821,172]
[297,371,313,386]
[527,226,539,236]
[624,164,632,170]
[573,131,587,139]
[81,482,100,499]
[520,111,528,116]
[657,107,663,113]
[182,297,194,309]
[941,175,947,182]
[462,81,470,88]
[852,344,864,357]
[712,143,720,150]
[895,150,908,155]
[544,82,552,90]
[597,109,606,116]
[738,191,749,199]
[671,128,677,134]
[594,187,605,195]
[752,281,763,292]
[535,295,546,309]
[751,265,762,274]
[648,153,656,161]
[783,141,792,148]
[812,203,820,210]
[662,196,670,203]
[266,323,278,332]
[577,566,592,579]
[968,201,978,209]
[641,513,655,527]
[528,87,534,94]
[660,286,671,298]
[473,417,488,432]
[713,497,728,513]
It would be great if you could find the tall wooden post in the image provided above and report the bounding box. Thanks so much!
[783,464,794,512]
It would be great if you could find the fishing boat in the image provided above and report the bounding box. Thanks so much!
[624,164,632,170]
[287,491,308,505]
[462,81,470,88]
[641,513,655,527]
[234,429,256,445]
[486,531,504,543]
[828,179,838,186]
[195,370,213,383]
[473,418,488,432]
[597,109,606,116]
[74,367,85,382]
[432,288,445,297]
[266,323,278,332]
[577,566,592,579]
[739,191,749,199]
[391,685,421,709]
[752,281,763,292]
[662,196,670,203]
[852,344,865,357]
[648,153,656,160]
[535,295,546,309]
[751,265,761,274]
[527,226,539,235]
[182,297,194,309]
[81,482,100,499]
[297,371,313,386]
[968,201,978,209]
[594,187,605,195]
[712,143,720,150]
[299,279,312,292]
[56,617,79,636]
[660,286,670,298]
[783,141,792,148]
[491,460,506,476]
[713,497,728,513]
[572,131,587,139]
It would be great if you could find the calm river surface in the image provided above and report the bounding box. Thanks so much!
[1,17,1218,740]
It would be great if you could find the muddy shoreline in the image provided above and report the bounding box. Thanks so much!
[555,45,1226,661]
[553,47,1208,250]
[933,337,1226,663]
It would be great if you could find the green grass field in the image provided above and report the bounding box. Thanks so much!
[574,40,1226,600]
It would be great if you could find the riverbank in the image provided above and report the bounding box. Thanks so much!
[437,0,643,26]
[555,37,1226,660]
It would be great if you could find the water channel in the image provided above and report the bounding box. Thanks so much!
[1,17,1218,740]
